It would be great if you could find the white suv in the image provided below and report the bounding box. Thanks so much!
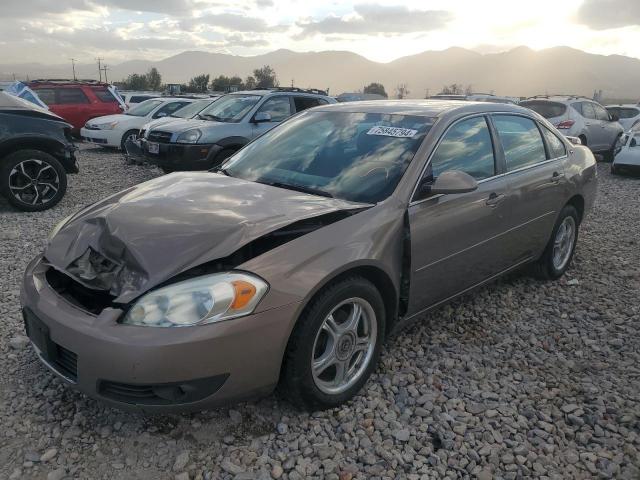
[521,96,623,160]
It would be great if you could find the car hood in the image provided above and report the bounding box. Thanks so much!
[86,114,132,126]
[151,118,223,134]
[45,172,366,303]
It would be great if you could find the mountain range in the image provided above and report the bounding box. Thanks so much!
[2,46,639,100]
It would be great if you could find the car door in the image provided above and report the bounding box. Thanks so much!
[491,114,569,260]
[52,88,91,130]
[593,103,620,148]
[406,115,514,314]
[580,102,606,150]
[250,96,292,139]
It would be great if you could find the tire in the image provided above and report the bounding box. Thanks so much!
[603,135,620,163]
[120,129,139,151]
[280,276,386,410]
[611,164,618,175]
[0,149,67,212]
[531,205,579,280]
[210,148,236,169]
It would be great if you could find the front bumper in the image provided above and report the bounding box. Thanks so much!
[21,256,301,412]
[141,139,222,171]
[80,128,120,148]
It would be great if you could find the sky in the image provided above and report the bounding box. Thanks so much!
[1,0,640,64]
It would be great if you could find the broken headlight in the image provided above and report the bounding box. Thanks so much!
[122,272,268,327]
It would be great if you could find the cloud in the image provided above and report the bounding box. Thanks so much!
[2,0,95,17]
[102,0,213,14]
[181,13,272,32]
[576,0,640,30]
[297,4,453,37]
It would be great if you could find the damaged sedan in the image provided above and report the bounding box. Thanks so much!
[21,101,597,412]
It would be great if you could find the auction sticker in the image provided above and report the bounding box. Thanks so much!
[366,126,418,138]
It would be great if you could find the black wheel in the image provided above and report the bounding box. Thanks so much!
[120,129,139,151]
[611,164,618,175]
[603,136,620,163]
[210,148,236,168]
[160,167,175,174]
[531,205,579,280]
[280,276,385,410]
[0,149,67,212]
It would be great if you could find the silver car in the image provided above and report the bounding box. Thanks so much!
[521,95,623,160]
[141,88,336,173]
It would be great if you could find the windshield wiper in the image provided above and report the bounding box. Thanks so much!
[263,181,334,198]
[199,113,225,122]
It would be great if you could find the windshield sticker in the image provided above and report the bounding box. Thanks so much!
[366,126,418,138]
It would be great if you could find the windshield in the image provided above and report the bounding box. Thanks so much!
[171,99,214,118]
[198,94,261,122]
[223,111,432,203]
[126,99,163,117]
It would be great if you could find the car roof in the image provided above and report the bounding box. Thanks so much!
[231,89,330,98]
[314,99,529,118]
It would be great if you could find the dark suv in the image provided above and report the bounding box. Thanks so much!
[0,93,78,211]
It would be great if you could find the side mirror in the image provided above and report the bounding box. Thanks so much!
[422,170,479,196]
[156,112,168,118]
[252,112,272,123]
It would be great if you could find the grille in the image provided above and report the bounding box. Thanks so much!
[45,267,115,314]
[100,381,157,402]
[147,131,172,143]
[52,344,78,381]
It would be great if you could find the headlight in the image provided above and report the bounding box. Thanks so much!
[122,272,268,327]
[176,129,202,144]
[95,121,119,130]
[48,214,73,241]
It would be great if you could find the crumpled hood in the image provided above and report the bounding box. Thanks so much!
[45,172,364,303]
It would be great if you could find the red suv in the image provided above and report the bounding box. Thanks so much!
[28,80,124,133]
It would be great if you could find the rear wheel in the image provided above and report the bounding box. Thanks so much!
[0,149,67,211]
[280,277,385,410]
[531,205,579,280]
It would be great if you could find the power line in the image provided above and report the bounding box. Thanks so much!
[95,57,103,82]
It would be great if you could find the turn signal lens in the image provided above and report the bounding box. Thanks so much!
[231,280,257,309]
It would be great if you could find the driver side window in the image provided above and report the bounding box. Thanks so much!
[256,96,292,122]
[425,116,496,183]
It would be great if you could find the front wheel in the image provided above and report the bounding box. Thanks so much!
[531,205,579,280]
[120,129,139,151]
[280,277,385,410]
[0,149,68,211]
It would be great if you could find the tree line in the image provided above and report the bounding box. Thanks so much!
[119,65,279,93]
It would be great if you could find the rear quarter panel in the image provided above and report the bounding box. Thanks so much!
[563,144,598,215]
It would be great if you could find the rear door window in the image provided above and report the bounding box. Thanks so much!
[93,89,117,103]
[520,101,567,119]
[56,88,90,105]
[293,96,325,112]
[580,102,597,120]
[427,116,496,181]
[493,115,547,171]
[34,88,56,105]
[541,126,567,159]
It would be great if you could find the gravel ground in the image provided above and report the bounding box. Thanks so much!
[0,146,639,480]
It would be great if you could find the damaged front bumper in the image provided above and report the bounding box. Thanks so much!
[21,256,301,412]
[140,138,221,171]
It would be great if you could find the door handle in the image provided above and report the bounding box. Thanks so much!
[551,171,565,183]
[485,192,505,207]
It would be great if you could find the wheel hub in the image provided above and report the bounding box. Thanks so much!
[336,333,355,361]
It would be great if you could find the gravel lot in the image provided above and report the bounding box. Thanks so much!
[1,146,639,480]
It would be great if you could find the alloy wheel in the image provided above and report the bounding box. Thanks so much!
[311,297,377,395]
[9,159,60,207]
[552,216,576,271]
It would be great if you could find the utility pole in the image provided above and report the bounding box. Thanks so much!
[70,58,77,81]
[102,65,109,84]
[95,57,103,82]
[291,78,294,88]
